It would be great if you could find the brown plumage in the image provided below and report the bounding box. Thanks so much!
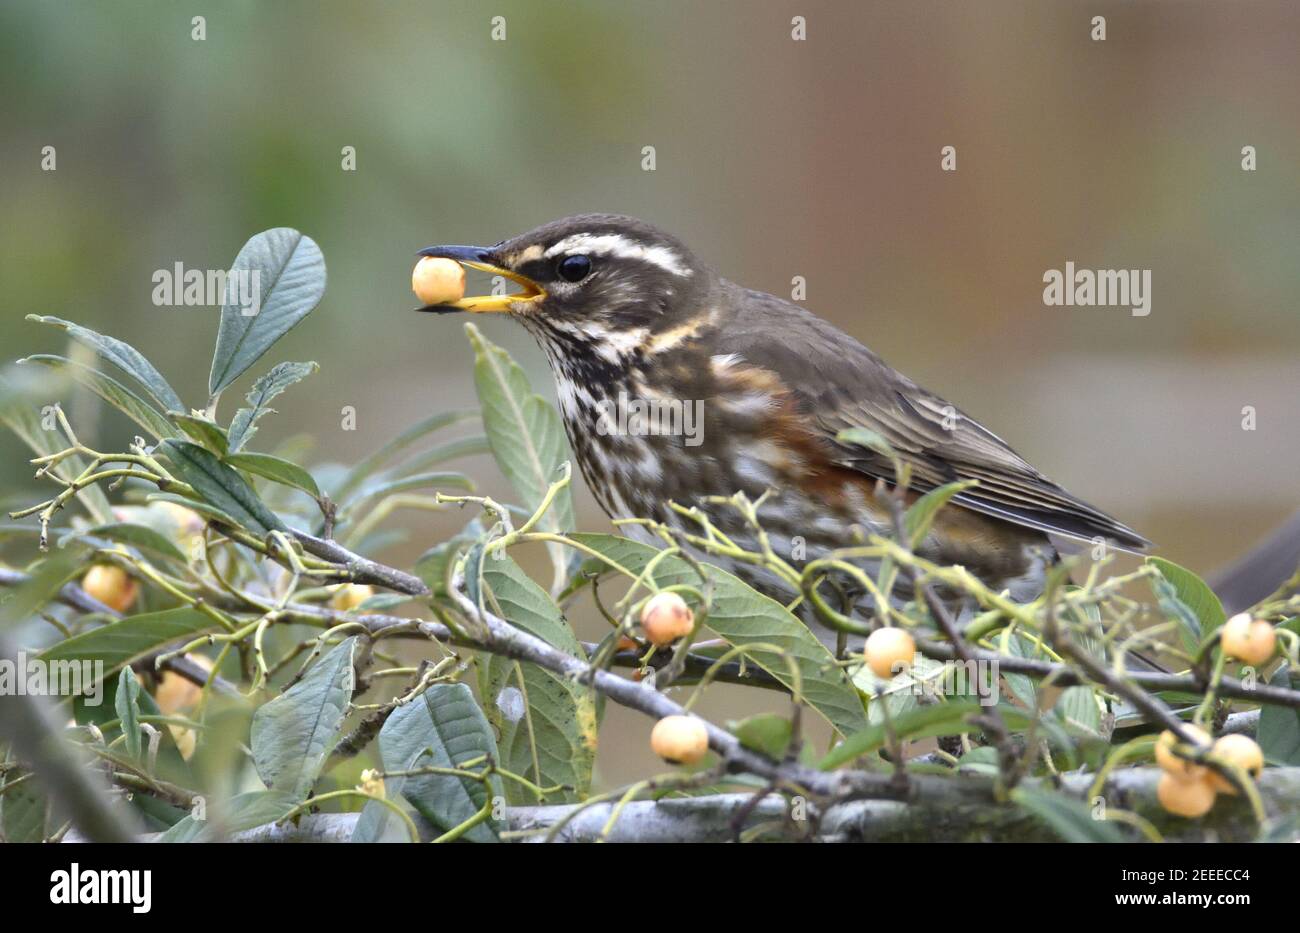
[418,214,1149,611]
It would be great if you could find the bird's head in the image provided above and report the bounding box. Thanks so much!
[417,214,713,365]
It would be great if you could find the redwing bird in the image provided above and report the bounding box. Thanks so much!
[417,214,1149,623]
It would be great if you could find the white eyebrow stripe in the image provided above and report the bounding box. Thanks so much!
[543,233,693,277]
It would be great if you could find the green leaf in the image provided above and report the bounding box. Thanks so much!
[169,411,230,455]
[904,480,979,549]
[0,369,112,522]
[160,440,285,535]
[956,745,1000,775]
[250,637,357,800]
[37,608,218,694]
[227,361,319,453]
[20,355,177,441]
[355,593,412,613]
[115,667,144,760]
[1258,665,1300,766]
[226,451,321,499]
[26,315,185,413]
[0,548,84,631]
[1011,786,1126,843]
[78,522,188,565]
[414,519,483,599]
[346,471,474,510]
[353,684,503,843]
[399,435,492,473]
[1055,685,1103,736]
[999,629,1043,709]
[75,675,189,781]
[1147,557,1226,655]
[821,701,983,769]
[836,426,896,459]
[570,533,868,738]
[0,768,50,842]
[209,229,326,395]
[479,557,597,802]
[466,323,575,579]
[334,410,476,503]
[853,653,947,723]
[729,713,793,760]
[158,790,300,843]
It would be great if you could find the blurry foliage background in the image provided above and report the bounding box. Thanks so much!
[2,1,1297,785]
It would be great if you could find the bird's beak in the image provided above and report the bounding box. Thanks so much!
[413,244,546,314]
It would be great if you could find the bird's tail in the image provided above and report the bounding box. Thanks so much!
[1210,508,1300,615]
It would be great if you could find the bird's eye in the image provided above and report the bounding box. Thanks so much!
[557,254,592,283]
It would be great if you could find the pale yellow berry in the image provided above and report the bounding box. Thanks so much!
[1207,733,1264,794]
[1220,613,1276,667]
[82,564,137,613]
[640,592,694,647]
[412,256,466,306]
[864,627,916,679]
[330,583,374,613]
[650,715,709,765]
[1154,725,1211,780]
[1156,771,1217,818]
[155,655,212,761]
[154,500,205,537]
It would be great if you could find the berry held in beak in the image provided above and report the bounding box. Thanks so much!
[412,244,545,314]
[411,256,465,307]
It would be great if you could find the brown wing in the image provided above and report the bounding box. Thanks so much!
[718,284,1151,552]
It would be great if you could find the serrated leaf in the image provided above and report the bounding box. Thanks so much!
[160,439,285,535]
[250,637,356,800]
[77,522,188,564]
[226,451,321,499]
[21,355,177,440]
[1011,786,1126,843]
[115,667,144,760]
[26,315,184,413]
[37,608,217,695]
[478,557,597,803]
[570,533,868,738]
[209,229,326,395]
[170,411,230,455]
[227,361,318,453]
[466,323,575,584]
[352,684,503,843]
[821,701,983,769]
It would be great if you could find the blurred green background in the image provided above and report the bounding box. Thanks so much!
[2,1,1297,786]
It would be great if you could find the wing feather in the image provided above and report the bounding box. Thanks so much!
[718,284,1151,551]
